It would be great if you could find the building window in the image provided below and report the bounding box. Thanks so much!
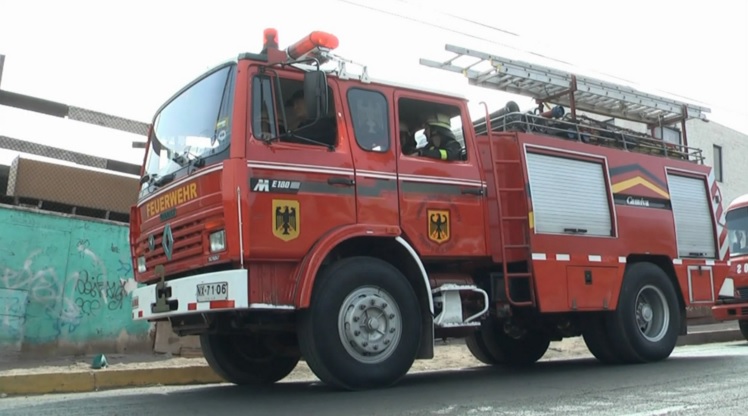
[714,145,723,182]
[654,126,682,145]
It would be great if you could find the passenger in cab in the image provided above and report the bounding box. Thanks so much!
[415,113,461,161]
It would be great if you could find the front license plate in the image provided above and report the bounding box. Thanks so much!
[196,282,228,302]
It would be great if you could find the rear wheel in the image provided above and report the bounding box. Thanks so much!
[606,262,680,363]
[465,330,504,365]
[298,257,422,390]
[477,317,550,367]
[200,332,300,385]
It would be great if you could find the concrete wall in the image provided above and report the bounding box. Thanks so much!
[0,205,151,359]
[685,119,748,207]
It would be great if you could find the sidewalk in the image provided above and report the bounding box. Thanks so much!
[0,321,744,397]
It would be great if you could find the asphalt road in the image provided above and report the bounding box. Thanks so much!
[2,341,748,416]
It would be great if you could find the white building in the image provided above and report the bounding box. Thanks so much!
[685,119,747,209]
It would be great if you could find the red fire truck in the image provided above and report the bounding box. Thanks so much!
[129,29,731,390]
[712,194,748,340]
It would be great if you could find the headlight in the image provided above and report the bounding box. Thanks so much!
[137,256,146,273]
[210,230,226,252]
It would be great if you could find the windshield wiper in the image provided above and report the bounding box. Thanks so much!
[153,173,175,187]
[140,173,155,186]
[191,155,206,168]
[140,172,175,191]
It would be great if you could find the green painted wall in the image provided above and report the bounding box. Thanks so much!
[0,206,150,356]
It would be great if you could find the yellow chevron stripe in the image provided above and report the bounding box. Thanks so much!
[611,176,670,199]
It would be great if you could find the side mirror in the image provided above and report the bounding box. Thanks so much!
[303,70,328,120]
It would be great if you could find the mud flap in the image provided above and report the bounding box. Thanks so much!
[417,315,434,359]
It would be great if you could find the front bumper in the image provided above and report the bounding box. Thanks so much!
[711,300,748,322]
[131,269,250,321]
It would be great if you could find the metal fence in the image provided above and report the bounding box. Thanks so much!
[0,53,149,223]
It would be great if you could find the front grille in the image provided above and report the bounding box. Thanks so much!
[737,287,748,300]
[139,206,223,266]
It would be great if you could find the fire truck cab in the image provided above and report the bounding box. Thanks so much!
[712,194,748,340]
[129,29,730,390]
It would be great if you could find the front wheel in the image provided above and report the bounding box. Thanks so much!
[298,256,423,391]
[739,320,748,342]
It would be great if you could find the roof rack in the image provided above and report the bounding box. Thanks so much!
[419,45,710,128]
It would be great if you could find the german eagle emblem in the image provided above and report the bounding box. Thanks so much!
[272,199,300,241]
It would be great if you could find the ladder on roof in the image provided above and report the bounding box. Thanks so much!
[419,45,710,127]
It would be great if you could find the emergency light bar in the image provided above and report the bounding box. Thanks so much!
[286,31,339,62]
[262,28,340,65]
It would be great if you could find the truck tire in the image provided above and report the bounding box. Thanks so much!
[606,262,680,363]
[479,316,549,367]
[740,320,748,342]
[466,330,504,365]
[298,256,422,390]
[582,313,623,364]
[200,332,300,385]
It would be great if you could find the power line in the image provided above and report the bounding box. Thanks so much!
[336,0,519,51]
[390,0,520,37]
[338,0,582,71]
[338,0,711,109]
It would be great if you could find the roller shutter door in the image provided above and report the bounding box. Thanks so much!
[667,173,716,258]
[526,152,612,236]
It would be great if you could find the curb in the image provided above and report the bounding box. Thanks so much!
[0,365,223,397]
[1,329,744,397]
[676,329,745,347]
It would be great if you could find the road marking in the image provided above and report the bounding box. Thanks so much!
[622,405,700,416]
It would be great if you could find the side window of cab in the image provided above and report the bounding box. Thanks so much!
[251,74,338,147]
[397,97,467,161]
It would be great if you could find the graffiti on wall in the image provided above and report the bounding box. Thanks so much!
[0,207,149,350]
[0,288,28,351]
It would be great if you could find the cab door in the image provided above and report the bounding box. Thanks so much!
[394,93,488,258]
[246,71,357,259]
[342,86,399,227]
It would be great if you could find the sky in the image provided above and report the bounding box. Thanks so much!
[0,0,746,168]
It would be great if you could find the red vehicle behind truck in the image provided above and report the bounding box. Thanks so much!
[712,194,748,340]
[129,29,731,390]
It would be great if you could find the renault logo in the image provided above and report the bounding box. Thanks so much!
[148,234,155,252]
[162,224,174,261]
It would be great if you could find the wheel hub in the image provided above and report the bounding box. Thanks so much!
[338,287,402,364]
[364,316,381,332]
[641,305,653,322]
[635,284,670,342]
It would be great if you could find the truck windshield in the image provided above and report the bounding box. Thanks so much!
[727,206,748,257]
[140,64,235,197]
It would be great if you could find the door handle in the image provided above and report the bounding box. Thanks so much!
[461,187,484,196]
[328,177,355,186]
